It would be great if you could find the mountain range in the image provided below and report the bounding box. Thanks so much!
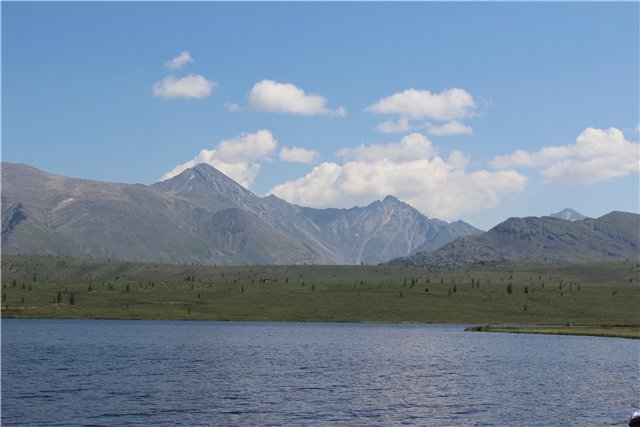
[1,162,481,265]
[388,211,639,266]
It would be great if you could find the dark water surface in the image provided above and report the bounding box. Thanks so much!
[2,319,638,426]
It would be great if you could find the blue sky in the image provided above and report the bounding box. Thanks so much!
[3,2,639,229]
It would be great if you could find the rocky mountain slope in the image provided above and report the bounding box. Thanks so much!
[388,211,639,266]
[1,162,481,265]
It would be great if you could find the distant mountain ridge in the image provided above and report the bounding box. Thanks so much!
[388,211,639,266]
[1,162,481,265]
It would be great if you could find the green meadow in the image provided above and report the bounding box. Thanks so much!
[1,255,638,336]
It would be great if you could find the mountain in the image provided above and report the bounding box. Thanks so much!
[388,212,640,266]
[1,163,225,264]
[548,208,588,222]
[1,162,481,265]
[298,195,482,264]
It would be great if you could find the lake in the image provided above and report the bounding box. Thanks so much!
[2,319,638,426]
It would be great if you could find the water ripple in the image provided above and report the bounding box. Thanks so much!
[2,319,638,426]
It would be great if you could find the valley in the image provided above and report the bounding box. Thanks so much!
[2,162,638,338]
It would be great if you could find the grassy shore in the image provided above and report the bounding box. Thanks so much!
[465,325,640,339]
[1,255,638,333]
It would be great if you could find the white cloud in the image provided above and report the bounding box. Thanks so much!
[279,147,320,164]
[366,88,476,121]
[375,118,411,134]
[160,130,277,187]
[332,106,347,117]
[228,79,346,116]
[216,129,277,163]
[337,133,435,162]
[153,74,215,99]
[447,150,470,170]
[165,51,193,70]
[492,127,640,185]
[270,136,526,220]
[427,120,474,136]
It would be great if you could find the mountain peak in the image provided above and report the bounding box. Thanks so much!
[549,208,587,222]
[191,162,222,174]
[152,163,257,207]
[383,195,399,203]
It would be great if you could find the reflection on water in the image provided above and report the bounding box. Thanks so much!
[2,319,638,426]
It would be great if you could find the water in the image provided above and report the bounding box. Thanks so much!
[2,319,638,426]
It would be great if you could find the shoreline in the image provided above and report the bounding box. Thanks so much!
[465,324,640,339]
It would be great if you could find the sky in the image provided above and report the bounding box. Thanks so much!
[2,1,639,230]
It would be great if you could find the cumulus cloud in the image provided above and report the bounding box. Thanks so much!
[228,79,346,116]
[269,135,526,220]
[366,87,476,135]
[215,129,277,163]
[375,118,411,134]
[447,150,470,170]
[224,102,240,112]
[337,133,435,162]
[153,74,215,99]
[165,51,193,70]
[160,130,277,187]
[279,147,320,164]
[426,120,474,136]
[491,127,640,185]
[366,87,476,121]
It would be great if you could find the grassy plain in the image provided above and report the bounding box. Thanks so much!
[1,255,638,332]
